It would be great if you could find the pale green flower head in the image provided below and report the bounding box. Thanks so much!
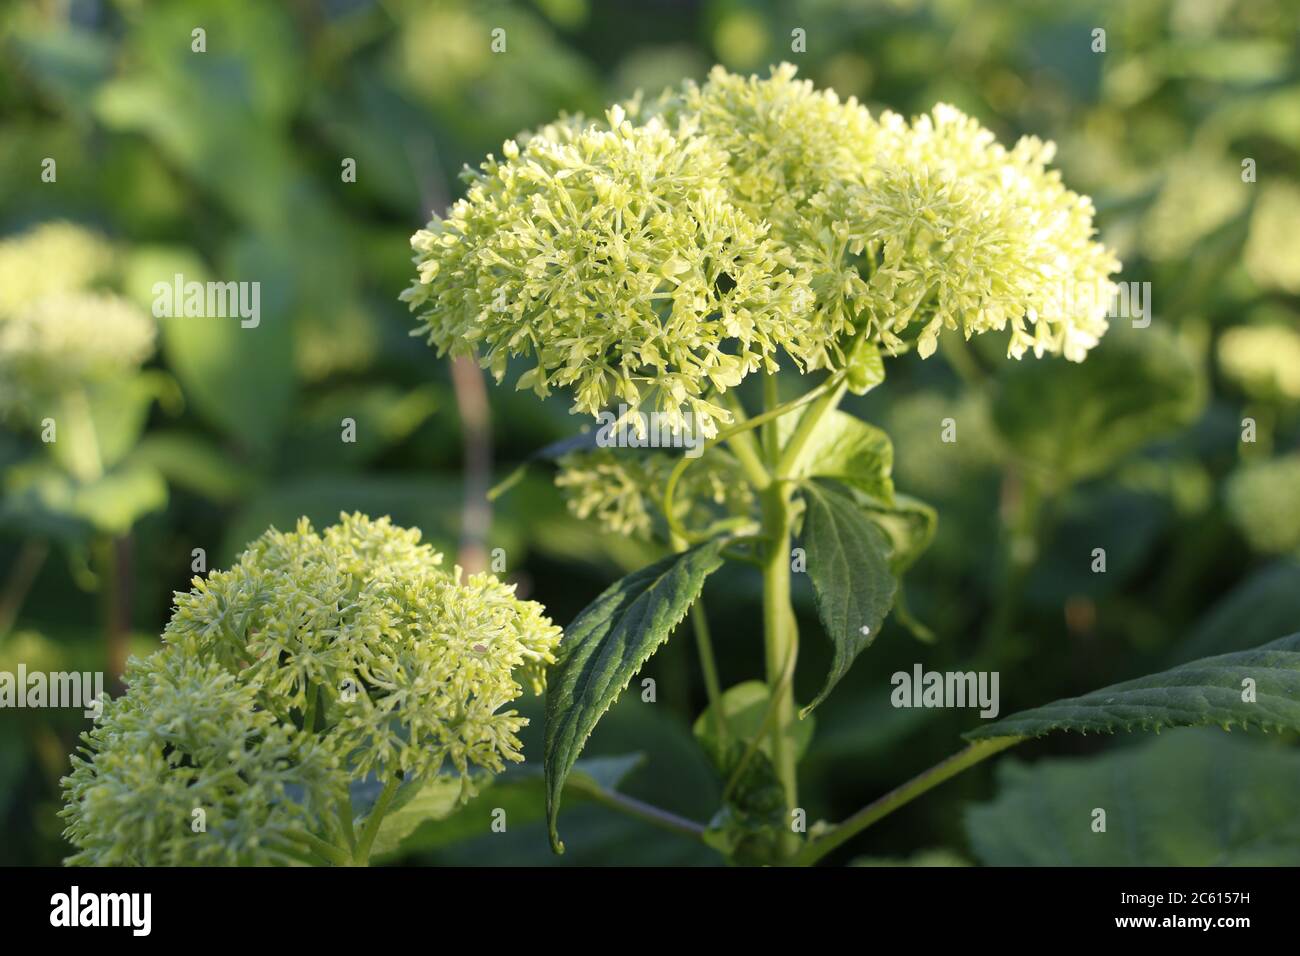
[0,292,156,416]
[61,653,343,866]
[1225,456,1300,555]
[0,222,154,420]
[858,104,1121,361]
[1218,323,1300,402]
[555,446,754,540]
[61,513,563,864]
[404,104,810,436]
[0,221,115,316]
[405,65,1119,430]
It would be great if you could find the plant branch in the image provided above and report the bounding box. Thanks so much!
[573,782,709,842]
[352,775,402,865]
[285,829,353,867]
[792,737,1022,866]
[721,392,771,490]
[450,355,492,574]
[0,538,49,637]
[691,604,728,748]
[775,379,848,479]
[662,380,835,544]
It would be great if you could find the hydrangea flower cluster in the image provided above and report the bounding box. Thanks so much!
[1218,323,1300,402]
[555,447,754,539]
[61,513,563,865]
[0,222,155,420]
[405,63,1119,430]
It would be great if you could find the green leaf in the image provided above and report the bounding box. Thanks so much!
[861,492,937,575]
[374,755,646,862]
[967,631,1300,741]
[1172,561,1300,663]
[692,680,815,764]
[125,244,296,455]
[845,338,886,395]
[545,539,725,853]
[280,384,440,470]
[363,775,463,861]
[966,729,1300,865]
[693,682,816,864]
[779,409,895,503]
[850,848,970,867]
[131,431,257,502]
[2,459,167,537]
[991,324,1205,485]
[800,480,898,716]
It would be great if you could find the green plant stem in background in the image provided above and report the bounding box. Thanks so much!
[572,780,708,842]
[97,535,133,688]
[450,354,492,574]
[793,736,1022,866]
[691,605,728,748]
[0,538,49,636]
[979,468,1048,667]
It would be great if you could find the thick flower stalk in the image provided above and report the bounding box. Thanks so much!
[61,513,563,865]
[405,63,1119,431]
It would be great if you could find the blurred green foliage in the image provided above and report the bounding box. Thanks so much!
[2,0,1298,865]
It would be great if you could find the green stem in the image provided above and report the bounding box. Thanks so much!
[792,737,1022,866]
[575,784,709,842]
[352,776,401,865]
[290,830,353,867]
[762,373,781,461]
[721,634,794,802]
[302,684,318,733]
[0,539,49,637]
[776,380,848,480]
[760,480,801,860]
[691,605,728,749]
[662,380,834,544]
[721,392,772,490]
[339,791,357,853]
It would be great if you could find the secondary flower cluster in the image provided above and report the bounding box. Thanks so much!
[555,446,754,540]
[404,63,1119,430]
[0,222,155,420]
[61,513,563,865]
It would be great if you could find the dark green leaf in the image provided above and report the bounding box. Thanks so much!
[967,631,1300,740]
[800,480,898,716]
[373,754,646,862]
[1172,561,1300,663]
[966,729,1300,865]
[545,540,725,853]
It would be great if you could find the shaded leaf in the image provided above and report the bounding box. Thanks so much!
[967,631,1300,740]
[966,729,1300,865]
[800,480,897,716]
[545,540,725,853]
